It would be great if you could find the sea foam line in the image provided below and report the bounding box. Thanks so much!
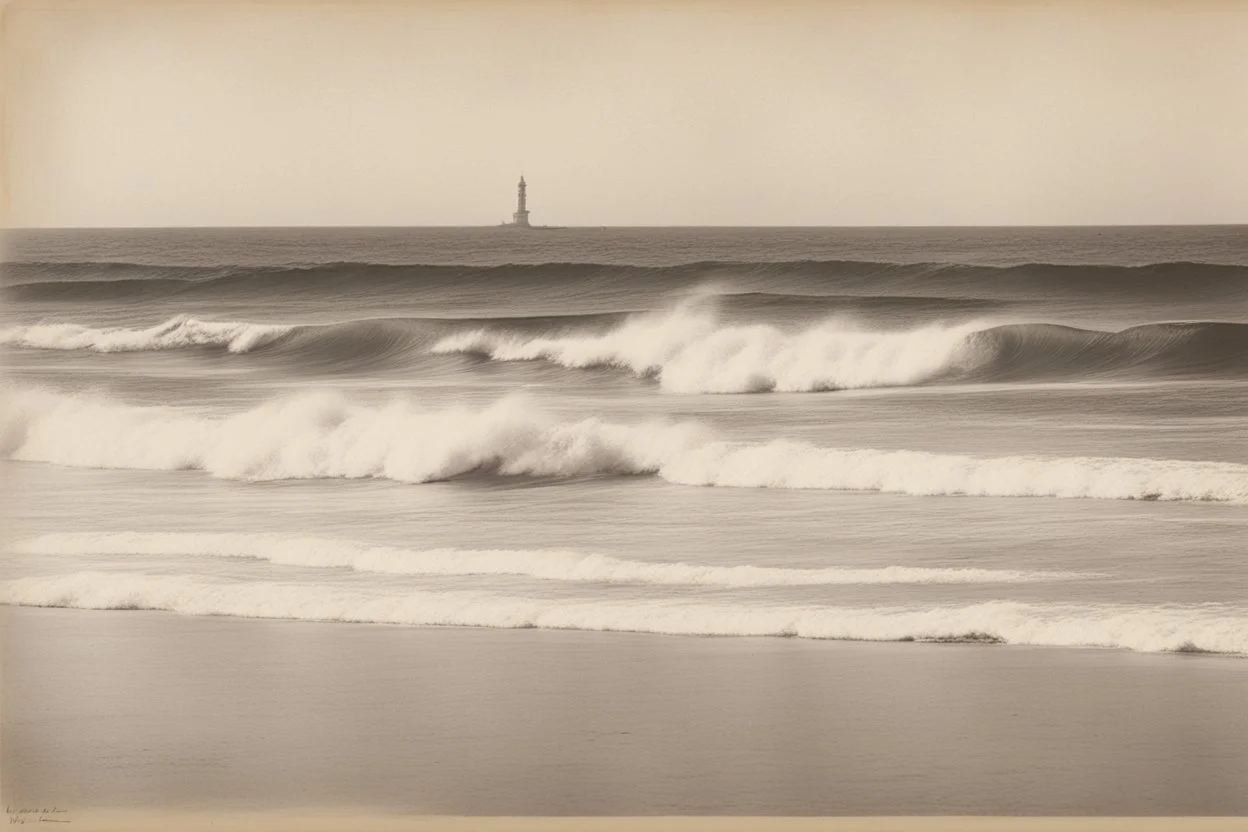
[15,532,1098,587]
[3,571,1244,655]
[0,315,292,353]
[3,388,1246,503]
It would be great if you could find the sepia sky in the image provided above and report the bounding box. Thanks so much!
[4,0,1248,228]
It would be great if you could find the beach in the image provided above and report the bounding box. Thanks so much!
[6,0,1248,821]
[5,606,1247,817]
[3,225,1246,819]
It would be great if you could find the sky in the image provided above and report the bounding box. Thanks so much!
[3,0,1248,228]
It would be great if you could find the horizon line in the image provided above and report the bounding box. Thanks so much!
[5,222,1247,232]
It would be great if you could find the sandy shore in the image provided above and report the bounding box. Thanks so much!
[4,607,1247,817]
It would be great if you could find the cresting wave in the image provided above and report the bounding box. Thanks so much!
[6,308,1245,388]
[434,304,981,392]
[3,571,1245,654]
[0,313,621,373]
[4,389,1247,503]
[0,315,292,353]
[433,304,1248,391]
[17,532,1097,587]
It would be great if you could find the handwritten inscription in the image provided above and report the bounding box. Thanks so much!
[5,807,70,824]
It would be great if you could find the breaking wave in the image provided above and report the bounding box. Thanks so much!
[433,304,982,392]
[3,571,1244,654]
[4,389,1246,503]
[7,307,1245,388]
[433,306,1248,392]
[0,315,292,353]
[16,532,1096,586]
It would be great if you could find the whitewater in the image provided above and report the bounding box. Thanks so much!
[6,302,1246,389]
[0,314,293,353]
[3,225,1246,661]
[6,570,1246,654]
[5,387,1247,503]
[431,300,984,392]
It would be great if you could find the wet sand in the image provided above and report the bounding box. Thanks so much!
[3,607,1247,817]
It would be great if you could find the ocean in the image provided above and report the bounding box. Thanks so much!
[2,225,1247,815]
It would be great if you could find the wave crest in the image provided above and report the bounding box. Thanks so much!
[3,389,1246,503]
[0,315,291,353]
[17,532,1096,586]
[0,388,703,482]
[6,303,1246,388]
[434,305,1248,392]
[4,571,1244,654]
[433,301,981,393]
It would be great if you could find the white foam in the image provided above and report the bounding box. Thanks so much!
[431,300,981,393]
[4,571,1244,654]
[0,387,704,481]
[658,440,1248,503]
[3,388,1246,503]
[16,532,1096,586]
[0,315,291,353]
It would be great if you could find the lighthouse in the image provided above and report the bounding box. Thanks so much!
[512,176,531,227]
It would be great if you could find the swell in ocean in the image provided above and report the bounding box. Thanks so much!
[5,304,1247,388]
[5,257,1246,302]
[5,388,1247,503]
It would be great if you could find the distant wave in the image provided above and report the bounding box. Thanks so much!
[0,315,293,353]
[5,258,1245,303]
[433,305,1248,390]
[4,389,1246,503]
[4,570,1244,654]
[961,320,1248,381]
[435,305,979,392]
[17,532,1096,586]
[6,307,1247,385]
[0,312,621,372]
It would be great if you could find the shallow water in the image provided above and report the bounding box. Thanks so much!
[2,226,1247,654]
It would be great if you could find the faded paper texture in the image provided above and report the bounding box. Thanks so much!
[2,1,1247,826]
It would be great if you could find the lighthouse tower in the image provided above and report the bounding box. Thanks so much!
[512,176,531,227]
